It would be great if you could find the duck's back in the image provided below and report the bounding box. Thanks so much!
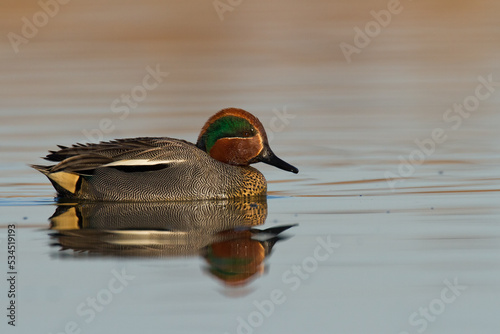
[32,137,267,201]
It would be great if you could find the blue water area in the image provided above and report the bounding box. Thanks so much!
[2,0,500,333]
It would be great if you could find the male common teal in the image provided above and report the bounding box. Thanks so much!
[32,108,298,201]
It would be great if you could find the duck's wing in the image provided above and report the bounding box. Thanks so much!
[33,137,198,174]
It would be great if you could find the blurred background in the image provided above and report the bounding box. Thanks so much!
[1,1,500,333]
[1,0,499,195]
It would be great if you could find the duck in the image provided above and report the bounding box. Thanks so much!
[32,108,298,201]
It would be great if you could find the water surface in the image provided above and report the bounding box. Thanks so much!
[1,0,500,333]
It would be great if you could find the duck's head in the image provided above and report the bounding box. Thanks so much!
[196,108,299,174]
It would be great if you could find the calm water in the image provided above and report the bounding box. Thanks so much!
[1,0,500,333]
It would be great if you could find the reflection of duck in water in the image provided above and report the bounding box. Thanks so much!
[49,199,295,286]
[203,225,293,286]
[32,108,298,201]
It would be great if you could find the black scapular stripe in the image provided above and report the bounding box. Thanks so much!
[108,163,171,173]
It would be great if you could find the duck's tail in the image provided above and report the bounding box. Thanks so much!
[30,164,51,175]
[31,164,81,197]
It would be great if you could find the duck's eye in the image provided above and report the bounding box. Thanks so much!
[240,127,255,138]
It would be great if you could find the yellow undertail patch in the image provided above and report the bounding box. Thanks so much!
[48,171,80,194]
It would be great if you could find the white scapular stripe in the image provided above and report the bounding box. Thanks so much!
[102,159,184,167]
